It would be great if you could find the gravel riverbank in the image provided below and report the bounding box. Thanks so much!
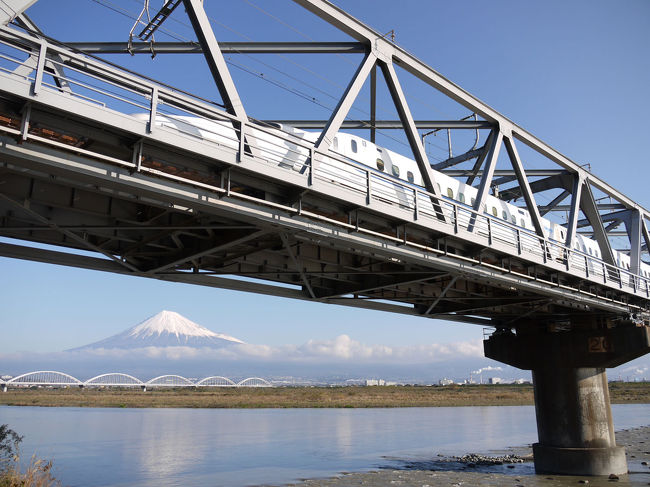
[281,426,650,487]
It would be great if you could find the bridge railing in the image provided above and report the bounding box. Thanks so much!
[0,27,648,301]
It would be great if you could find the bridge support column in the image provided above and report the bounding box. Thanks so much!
[484,322,650,476]
[1,384,6,393]
[531,366,625,475]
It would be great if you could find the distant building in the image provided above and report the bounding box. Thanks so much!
[513,378,530,384]
[488,377,502,384]
[365,379,386,386]
[439,378,454,386]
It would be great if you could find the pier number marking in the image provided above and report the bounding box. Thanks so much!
[588,336,612,353]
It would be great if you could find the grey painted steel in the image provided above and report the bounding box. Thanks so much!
[503,135,544,238]
[182,0,246,120]
[1,132,644,317]
[580,182,616,267]
[68,41,366,54]
[265,120,492,130]
[380,62,443,204]
[315,52,377,151]
[629,210,642,276]
[290,0,649,223]
[0,2,647,331]
[0,0,35,25]
[470,130,503,228]
[565,175,583,249]
[13,14,71,92]
[432,147,485,171]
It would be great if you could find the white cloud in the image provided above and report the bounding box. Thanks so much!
[0,335,484,365]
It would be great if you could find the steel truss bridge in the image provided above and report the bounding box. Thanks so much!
[0,0,648,328]
[1,371,272,389]
[1,1,649,476]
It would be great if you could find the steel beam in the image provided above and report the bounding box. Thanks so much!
[0,193,141,273]
[469,130,503,229]
[540,190,570,217]
[316,272,447,300]
[641,219,650,261]
[67,41,366,54]
[432,147,484,171]
[380,62,443,204]
[565,175,583,248]
[580,181,616,266]
[265,120,492,130]
[629,210,642,276]
[280,233,316,299]
[0,0,36,25]
[465,130,495,186]
[182,0,246,120]
[423,276,458,315]
[145,229,268,274]
[289,0,650,224]
[503,135,544,238]
[13,14,71,92]
[315,52,377,151]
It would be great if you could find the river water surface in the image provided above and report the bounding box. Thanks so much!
[0,404,648,487]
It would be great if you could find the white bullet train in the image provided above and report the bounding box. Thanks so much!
[140,113,650,281]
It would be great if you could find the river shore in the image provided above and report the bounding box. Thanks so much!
[282,426,650,487]
[1,382,648,408]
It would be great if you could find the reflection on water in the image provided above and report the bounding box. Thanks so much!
[0,404,646,487]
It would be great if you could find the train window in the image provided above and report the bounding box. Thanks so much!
[511,216,517,224]
[376,158,385,171]
[407,171,414,183]
[588,248,593,255]
[447,188,454,199]
[492,207,498,217]
[458,193,465,203]
[520,219,525,227]
[362,140,367,147]
[502,210,508,220]
[471,197,476,206]
[437,183,441,192]
[392,165,400,177]
[351,139,358,153]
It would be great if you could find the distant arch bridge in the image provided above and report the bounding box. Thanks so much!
[0,371,272,390]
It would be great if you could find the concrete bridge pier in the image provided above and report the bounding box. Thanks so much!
[484,321,650,476]
[532,366,625,475]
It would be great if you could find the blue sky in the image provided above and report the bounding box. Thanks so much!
[1,0,649,366]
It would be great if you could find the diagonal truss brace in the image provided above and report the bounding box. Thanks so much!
[12,14,70,92]
[280,233,316,299]
[0,0,36,25]
[0,192,140,273]
[580,181,616,266]
[182,0,246,121]
[380,62,445,216]
[565,174,584,249]
[313,51,377,168]
[468,130,503,232]
[503,135,544,238]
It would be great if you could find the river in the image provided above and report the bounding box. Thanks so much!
[0,404,648,487]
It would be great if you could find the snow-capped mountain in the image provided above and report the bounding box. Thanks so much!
[69,310,244,350]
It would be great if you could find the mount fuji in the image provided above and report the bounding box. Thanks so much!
[69,310,245,350]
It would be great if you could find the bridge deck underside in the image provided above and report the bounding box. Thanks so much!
[0,94,647,328]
